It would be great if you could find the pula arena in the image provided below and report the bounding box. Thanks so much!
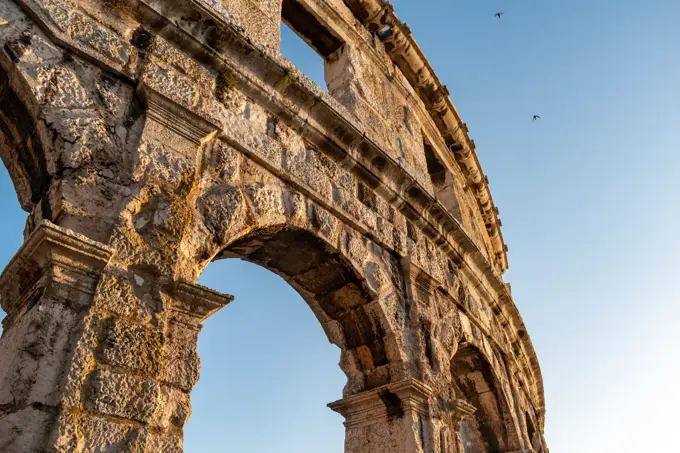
[0,0,549,452]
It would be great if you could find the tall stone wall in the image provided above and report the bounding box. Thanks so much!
[0,0,548,452]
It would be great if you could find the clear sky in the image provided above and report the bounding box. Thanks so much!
[0,1,679,452]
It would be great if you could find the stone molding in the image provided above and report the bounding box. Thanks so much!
[168,281,234,330]
[328,379,433,428]
[0,220,113,319]
[138,83,221,146]
[401,259,438,304]
[451,398,476,422]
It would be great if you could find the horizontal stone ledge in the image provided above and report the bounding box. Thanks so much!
[168,281,234,328]
[0,220,113,315]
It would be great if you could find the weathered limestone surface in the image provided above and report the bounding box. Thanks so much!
[0,0,549,452]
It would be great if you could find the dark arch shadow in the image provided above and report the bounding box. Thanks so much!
[452,342,515,453]
[525,412,537,449]
[0,58,52,211]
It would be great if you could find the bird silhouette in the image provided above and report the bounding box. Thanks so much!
[495,12,504,19]
[533,115,541,122]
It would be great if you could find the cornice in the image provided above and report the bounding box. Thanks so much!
[452,398,476,420]
[348,0,508,274]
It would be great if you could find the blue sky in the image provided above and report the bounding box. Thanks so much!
[1,1,679,452]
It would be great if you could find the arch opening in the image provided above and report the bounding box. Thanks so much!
[189,225,393,452]
[0,64,49,212]
[189,258,346,453]
[526,412,536,448]
[210,226,392,394]
[452,343,512,453]
[279,0,346,91]
[0,68,38,330]
[281,0,344,59]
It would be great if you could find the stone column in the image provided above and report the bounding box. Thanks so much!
[0,221,232,453]
[329,379,435,453]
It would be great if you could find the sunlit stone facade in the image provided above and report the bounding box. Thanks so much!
[0,0,548,451]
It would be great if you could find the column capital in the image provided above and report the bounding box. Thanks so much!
[0,221,113,320]
[328,378,433,428]
[451,398,476,422]
[168,281,234,330]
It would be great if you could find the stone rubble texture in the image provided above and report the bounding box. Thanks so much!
[0,0,549,452]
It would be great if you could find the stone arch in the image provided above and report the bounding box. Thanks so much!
[177,138,409,396]
[0,4,149,244]
[204,222,396,395]
[0,48,52,212]
[451,342,522,453]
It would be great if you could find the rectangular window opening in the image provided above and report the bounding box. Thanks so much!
[424,139,463,222]
[280,0,345,91]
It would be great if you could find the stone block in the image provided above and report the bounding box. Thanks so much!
[76,416,137,453]
[151,384,192,430]
[131,429,183,453]
[99,318,164,375]
[0,299,79,408]
[87,369,160,423]
[0,406,56,453]
[161,325,200,392]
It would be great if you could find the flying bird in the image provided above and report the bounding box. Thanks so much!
[532,115,541,122]
[495,12,504,19]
